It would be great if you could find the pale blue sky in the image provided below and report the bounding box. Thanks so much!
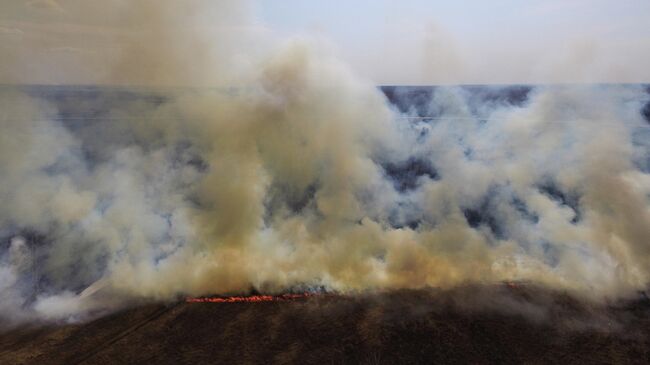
[255,0,648,45]
[253,0,650,84]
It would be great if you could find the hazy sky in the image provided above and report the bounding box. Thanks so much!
[1,0,649,84]
[254,0,650,84]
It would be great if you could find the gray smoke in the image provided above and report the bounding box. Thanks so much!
[0,1,649,325]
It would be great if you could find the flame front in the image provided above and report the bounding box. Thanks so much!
[186,293,314,303]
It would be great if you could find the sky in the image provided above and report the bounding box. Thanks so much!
[254,0,650,84]
[1,0,649,85]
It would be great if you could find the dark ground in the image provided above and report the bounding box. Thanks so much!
[1,285,649,365]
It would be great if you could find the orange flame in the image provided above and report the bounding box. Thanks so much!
[185,293,314,303]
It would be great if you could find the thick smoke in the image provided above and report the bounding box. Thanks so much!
[1,1,650,324]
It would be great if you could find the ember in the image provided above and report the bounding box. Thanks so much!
[186,293,313,303]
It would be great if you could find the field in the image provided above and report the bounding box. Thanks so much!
[2,286,649,364]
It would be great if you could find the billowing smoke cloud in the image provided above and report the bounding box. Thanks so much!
[1,0,650,325]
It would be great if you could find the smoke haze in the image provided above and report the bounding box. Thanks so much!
[0,0,649,324]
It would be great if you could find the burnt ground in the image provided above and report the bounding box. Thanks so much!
[1,285,649,365]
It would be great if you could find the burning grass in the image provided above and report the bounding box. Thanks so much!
[185,293,316,303]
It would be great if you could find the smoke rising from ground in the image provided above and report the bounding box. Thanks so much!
[0,0,649,324]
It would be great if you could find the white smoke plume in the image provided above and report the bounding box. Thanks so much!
[0,0,649,325]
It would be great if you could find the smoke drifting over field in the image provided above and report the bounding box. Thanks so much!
[1,0,650,324]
